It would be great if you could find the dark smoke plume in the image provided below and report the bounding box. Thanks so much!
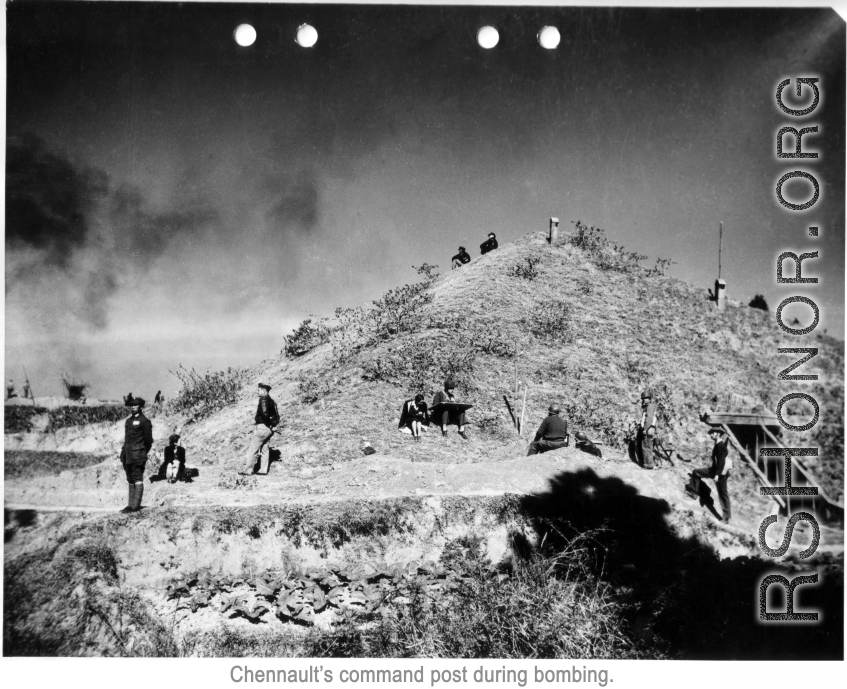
[5,133,107,267]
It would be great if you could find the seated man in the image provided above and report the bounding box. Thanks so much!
[451,246,471,270]
[399,394,429,442]
[574,431,603,458]
[480,232,498,255]
[154,433,188,483]
[432,379,468,439]
[527,403,569,455]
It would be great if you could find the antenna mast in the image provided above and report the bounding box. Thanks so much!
[718,221,723,280]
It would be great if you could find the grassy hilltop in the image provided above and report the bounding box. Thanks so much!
[184,224,842,500]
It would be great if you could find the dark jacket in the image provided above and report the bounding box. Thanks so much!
[534,414,569,442]
[710,439,729,475]
[122,412,153,464]
[480,237,498,255]
[255,396,280,427]
[164,445,186,465]
[452,250,471,265]
[399,399,429,428]
[576,439,603,458]
[639,401,658,431]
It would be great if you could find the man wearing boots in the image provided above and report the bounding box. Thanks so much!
[240,383,280,475]
[637,388,658,470]
[120,398,153,513]
[688,427,732,523]
[527,403,569,455]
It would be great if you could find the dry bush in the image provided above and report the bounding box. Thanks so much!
[168,365,250,422]
[508,256,541,280]
[283,318,332,358]
[526,301,573,343]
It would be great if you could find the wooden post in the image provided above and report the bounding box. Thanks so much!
[519,385,528,437]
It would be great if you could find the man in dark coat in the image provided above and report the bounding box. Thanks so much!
[527,403,569,455]
[637,388,658,469]
[432,379,468,439]
[689,427,732,523]
[240,383,280,475]
[574,431,603,458]
[120,398,153,513]
[154,433,187,483]
[451,247,471,270]
[480,232,498,255]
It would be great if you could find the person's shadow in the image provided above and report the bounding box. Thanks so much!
[515,467,843,659]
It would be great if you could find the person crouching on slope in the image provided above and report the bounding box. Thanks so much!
[120,398,153,513]
[527,403,569,455]
[399,394,429,442]
[240,383,280,476]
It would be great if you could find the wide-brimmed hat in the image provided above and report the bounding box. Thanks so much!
[258,383,271,391]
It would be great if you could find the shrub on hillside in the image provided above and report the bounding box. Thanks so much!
[168,365,250,421]
[47,406,127,431]
[748,294,769,311]
[283,318,332,358]
[508,256,541,280]
[526,301,573,343]
[4,406,46,433]
[568,220,648,274]
[298,373,333,404]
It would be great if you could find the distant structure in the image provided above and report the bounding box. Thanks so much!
[711,221,727,311]
[548,217,560,246]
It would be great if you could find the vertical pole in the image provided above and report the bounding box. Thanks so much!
[718,221,723,280]
[519,384,528,437]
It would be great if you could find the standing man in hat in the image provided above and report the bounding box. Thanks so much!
[240,383,280,475]
[689,427,732,523]
[637,388,658,470]
[451,246,471,270]
[527,403,570,455]
[480,232,498,255]
[120,398,153,513]
[432,379,468,439]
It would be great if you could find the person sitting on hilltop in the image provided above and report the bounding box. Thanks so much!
[153,433,188,483]
[399,394,429,442]
[451,246,471,270]
[480,232,498,255]
[432,379,469,440]
[574,431,603,458]
[527,403,569,455]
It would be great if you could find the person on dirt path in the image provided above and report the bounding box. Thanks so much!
[432,379,468,439]
[240,383,280,476]
[399,394,429,442]
[153,433,187,483]
[120,398,153,513]
[451,246,471,270]
[574,431,603,458]
[480,232,498,255]
[637,388,658,470]
[527,403,569,455]
[688,427,732,523]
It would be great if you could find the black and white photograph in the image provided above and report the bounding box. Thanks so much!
[3,0,845,670]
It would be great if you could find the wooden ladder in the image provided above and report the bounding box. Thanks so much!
[720,423,786,511]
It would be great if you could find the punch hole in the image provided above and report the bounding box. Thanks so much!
[296,24,318,48]
[477,26,499,49]
[234,24,257,47]
[809,227,818,237]
[538,26,560,49]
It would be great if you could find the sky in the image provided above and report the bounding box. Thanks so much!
[4,2,845,399]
